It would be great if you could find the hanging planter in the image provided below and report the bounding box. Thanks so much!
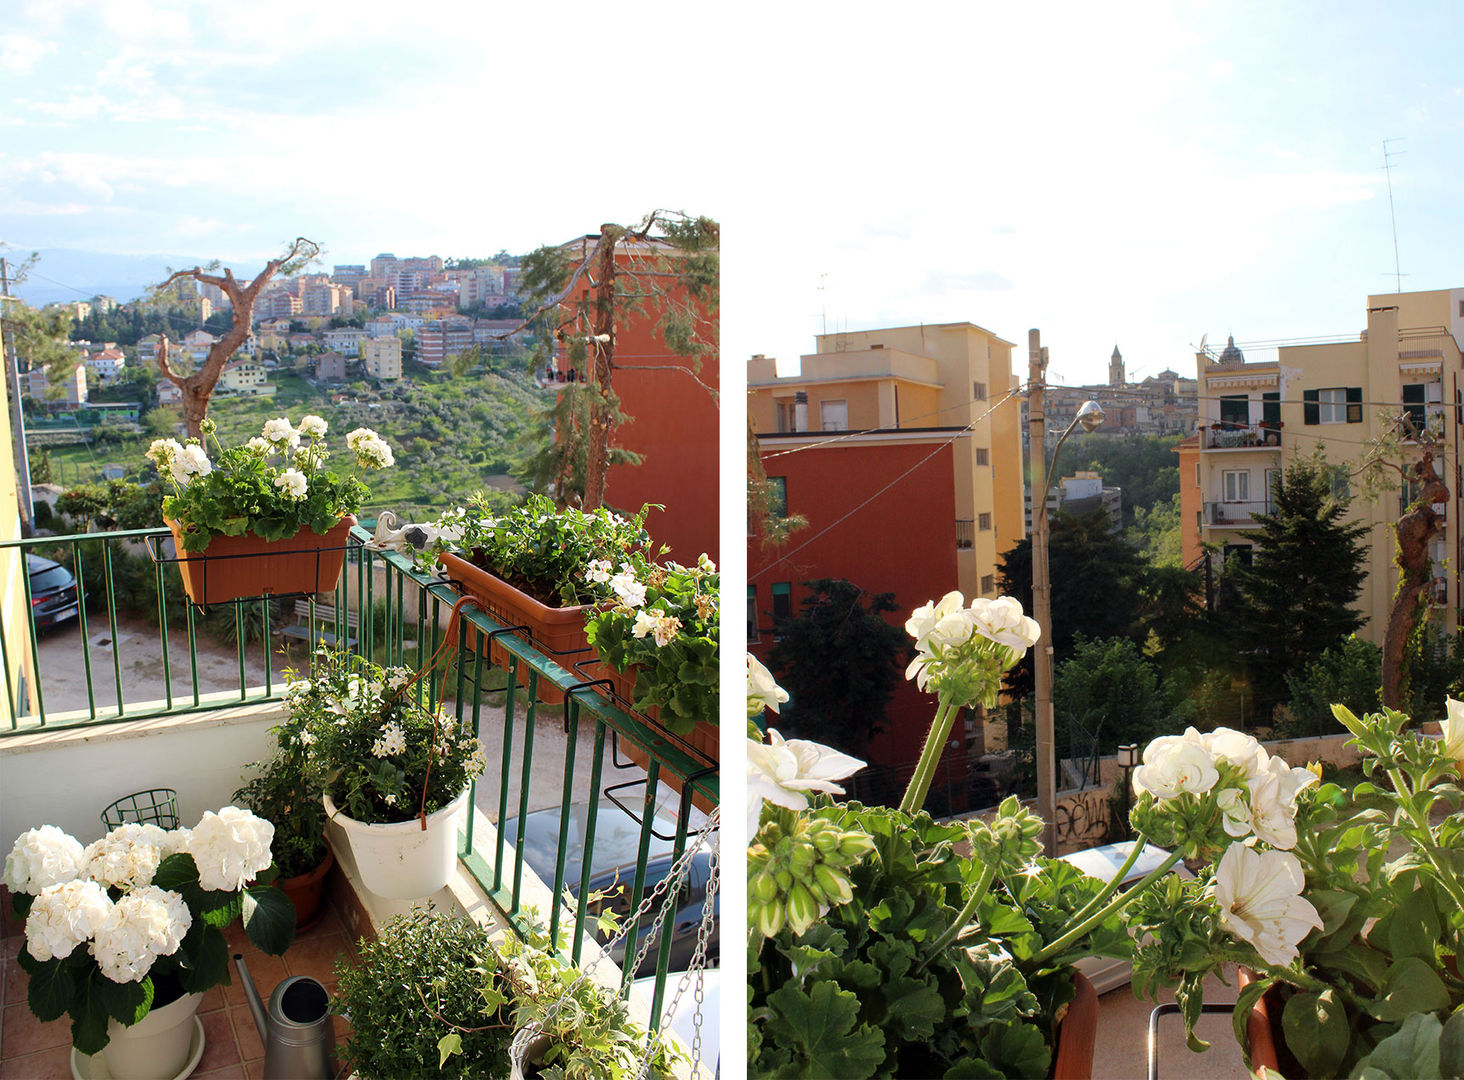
[1051,972,1099,1080]
[601,661,718,813]
[438,551,590,705]
[325,788,470,900]
[163,515,356,606]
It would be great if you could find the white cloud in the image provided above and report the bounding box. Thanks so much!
[0,34,56,76]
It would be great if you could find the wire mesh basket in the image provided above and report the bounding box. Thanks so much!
[100,788,180,831]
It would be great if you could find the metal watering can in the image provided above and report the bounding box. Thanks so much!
[235,953,336,1080]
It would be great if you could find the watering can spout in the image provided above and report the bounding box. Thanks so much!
[234,953,269,1048]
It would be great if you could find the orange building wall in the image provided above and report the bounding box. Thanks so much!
[750,439,972,811]
[1177,435,1202,566]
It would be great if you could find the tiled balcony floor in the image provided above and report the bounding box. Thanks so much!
[1,899,358,1080]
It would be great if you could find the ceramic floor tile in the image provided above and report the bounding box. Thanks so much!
[281,933,349,986]
[223,952,287,1008]
[197,985,226,1014]
[0,1045,72,1079]
[195,1009,242,1073]
[295,904,344,942]
[195,1064,247,1079]
[2,1002,71,1058]
[228,1004,265,1063]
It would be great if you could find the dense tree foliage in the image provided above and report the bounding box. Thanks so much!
[1229,456,1369,713]
[1065,433,1181,525]
[766,578,909,758]
[1280,636,1382,738]
[1053,635,1175,758]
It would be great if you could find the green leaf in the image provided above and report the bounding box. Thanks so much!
[27,957,76,1022]
[1315,943,1388,994]
[1440,1008,1464,1079]
[764,981,886,1079]
[242,885,297,955]
[11,891,33,919]
[1369,956,1450,1022]
[1232,976,1274,1069]
[438,1032,463,1069]
[1387,885,1441,961]
[1281,988,1347,1078]
[978,1021,1050,1079]
[1351,1011,1441,1079]
[69,975,111,1058]
[96,975,154,1026]
[191,887,244,929]
[178,924,231,993]
[152,852,201,892]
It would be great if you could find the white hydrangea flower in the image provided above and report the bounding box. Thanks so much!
[82,823,169,890]
[297,414,328,438]
[274,468,309,500]
[160,828,192,860]
[5,825,87,894]
[89,886,190,984]
[26,879,113,962]
[188,807,274,893]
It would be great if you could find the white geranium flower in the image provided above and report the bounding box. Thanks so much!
[1213,845,1323,968]
[347,428,394,469]
[188,807,274,892]
[1443,698,1464,763]
[697,553,716,572]
[586,559,613,585]
[82,823,169,890]
[632,608,660,639]
[145,438,181,469]
[610,569,647,608]
[905,591,974,655]
[169,443,212,487]
[747,653,789,717]
[1133,733,1220,800]
[1245,768,1301,850]
[274,468,309,500]
[298,414,328,438]
[26,879,113,962]
[1199,727,1268,780]
[967,596,1041,655]
[5,825,87,894]
[650,613,681,647]
[262,417,299,448]
[747,729,865,836]
[245,436,271,455]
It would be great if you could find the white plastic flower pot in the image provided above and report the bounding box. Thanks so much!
[323,788,469,900]
[77,989,205,1080]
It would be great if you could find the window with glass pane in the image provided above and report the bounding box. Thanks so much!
[1319,388,1346,423]
[1224,470,1249,502]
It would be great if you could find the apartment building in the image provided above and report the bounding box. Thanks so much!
[1181,289,1464,643]
[218,359,270,395]
[361,335,402,380]
[86,348,127,384]
[322,327,366,356]
[415,318,474,366]
[25,363,88,408]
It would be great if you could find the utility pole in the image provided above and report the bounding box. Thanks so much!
[1,258,36,538]
[1027,328,1057,854]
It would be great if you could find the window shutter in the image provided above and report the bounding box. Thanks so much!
[1303,389,1320,425]
[1346,386,1363,423]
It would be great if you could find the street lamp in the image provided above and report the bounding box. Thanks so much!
[1116,743,1140,839]
[1031,396,1104,854]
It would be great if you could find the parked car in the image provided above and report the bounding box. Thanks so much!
[1058,840,1191,994]
[27,554,78,631]
[501,797,719,977]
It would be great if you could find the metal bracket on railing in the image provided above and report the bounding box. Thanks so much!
[1146,1001,1236,1080]
[562,677,615,734]
[602,778,679,841]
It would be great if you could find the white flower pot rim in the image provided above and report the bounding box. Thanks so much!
[323,788,469,832]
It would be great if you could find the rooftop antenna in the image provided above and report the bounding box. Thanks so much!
[818,272,828,336]
[1383,137,1406,292]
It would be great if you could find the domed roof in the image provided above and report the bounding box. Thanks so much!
[1219,335,1244,363]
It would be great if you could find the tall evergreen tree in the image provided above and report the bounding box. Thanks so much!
[1231,456,1369,713]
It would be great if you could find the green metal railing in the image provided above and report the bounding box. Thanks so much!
[0,526,719,1015]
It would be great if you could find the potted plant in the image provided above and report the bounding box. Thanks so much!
[147,415,394,604]
[3,808,292,1079]
[1126,700,1464,1078]
[282,648,488,899]
[421,493,657,704]
[234,719,333,930]
[748,594,1187,1079]
[332,908,513,1079]
[585,552,719,805]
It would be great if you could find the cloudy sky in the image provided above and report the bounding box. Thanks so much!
[3,1,1463,388]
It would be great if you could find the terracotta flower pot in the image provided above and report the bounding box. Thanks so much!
[438,552,592,705]
[164,515,357,606]
[1237,967,1300,1077]
[1051,970,1099,1080]
[278,846,334,933]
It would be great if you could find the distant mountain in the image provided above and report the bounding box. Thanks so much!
[7,249,264,307]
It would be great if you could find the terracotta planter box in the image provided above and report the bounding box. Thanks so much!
[596,661,718,814]
[438,551,593,706]
[164,515,356,606]
[1051,971,1099,1080]
[1237,967,1300,1077]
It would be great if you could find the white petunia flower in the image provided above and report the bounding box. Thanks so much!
[747,729,866,836]
[5,825,87,894]
[26,879,113,962]
[1212,845,1323,968]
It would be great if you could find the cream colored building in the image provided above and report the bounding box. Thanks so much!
[0,318,35,721]
[1187,289,1464,644]
[747,322,1025,600]
[361,335,403,380]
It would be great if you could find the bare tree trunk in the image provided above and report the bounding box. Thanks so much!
[583,223,619,510]
[1382,452,1449,707]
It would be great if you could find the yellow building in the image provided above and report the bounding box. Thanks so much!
[361,335,403,380]
[0,316,35,721]
[747,322,1024,599]
[1187,289,1464,643]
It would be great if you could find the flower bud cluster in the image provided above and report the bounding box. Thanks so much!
[969,796,1044,868]
[748,813,875,938]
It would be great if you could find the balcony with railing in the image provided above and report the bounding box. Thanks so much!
[0,525,718,1076]
[1203,500,1273,528]
[1200,421,1282,451]
[955,519,974,549]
